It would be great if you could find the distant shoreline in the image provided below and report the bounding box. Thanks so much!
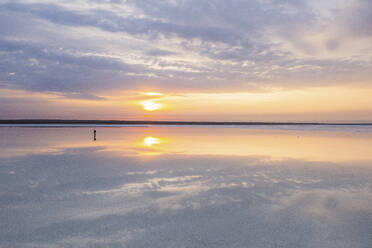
[1,119,372,126]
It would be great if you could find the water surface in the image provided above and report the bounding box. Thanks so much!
[1,126,371,247]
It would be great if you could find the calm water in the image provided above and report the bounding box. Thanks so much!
[0,126,371,248]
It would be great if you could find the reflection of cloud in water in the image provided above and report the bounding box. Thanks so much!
[1,152,371,247]
[1,127,372,247]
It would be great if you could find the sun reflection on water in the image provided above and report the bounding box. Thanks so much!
[144,136,160,147]
[2,127,372,163]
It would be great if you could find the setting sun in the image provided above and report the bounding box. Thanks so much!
[141,100,162,111]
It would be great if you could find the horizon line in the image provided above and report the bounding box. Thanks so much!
[1,119,372,126]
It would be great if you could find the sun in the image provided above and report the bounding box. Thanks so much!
[141,100,162,111]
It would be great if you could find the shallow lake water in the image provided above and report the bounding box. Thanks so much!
[1,126,372,248]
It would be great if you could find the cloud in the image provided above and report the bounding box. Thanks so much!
[0,37,144,94]
[0,0,371,100]
[1,1,240,43]
[341,0,372,37]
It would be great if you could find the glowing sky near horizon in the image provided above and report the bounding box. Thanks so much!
[0,0,372,121]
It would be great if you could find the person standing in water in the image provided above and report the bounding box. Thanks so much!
[93,129,96,141]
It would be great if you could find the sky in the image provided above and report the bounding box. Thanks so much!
[0,0,372,122]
